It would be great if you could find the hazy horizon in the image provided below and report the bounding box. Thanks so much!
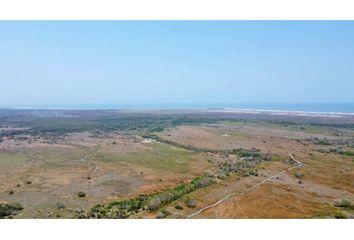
[3,102,354,114]
[1,21,354,109]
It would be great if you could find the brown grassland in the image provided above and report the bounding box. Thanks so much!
[0,109,353,218]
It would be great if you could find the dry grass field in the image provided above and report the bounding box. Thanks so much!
[0,132,211,218]
[0,109,353,218]
[155,122,354,219]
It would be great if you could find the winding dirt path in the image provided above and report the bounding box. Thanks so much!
[187,152,303,219]
[64,154,98,179]
[86,160,98,179]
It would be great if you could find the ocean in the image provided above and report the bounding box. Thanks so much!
[4,103,354,114]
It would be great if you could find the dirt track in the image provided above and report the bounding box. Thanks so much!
[187,152,303,219]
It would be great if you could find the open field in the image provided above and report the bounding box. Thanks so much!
[1,109,353,218]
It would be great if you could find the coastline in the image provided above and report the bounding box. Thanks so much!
[201,108,354,117]
[1,106,354,118]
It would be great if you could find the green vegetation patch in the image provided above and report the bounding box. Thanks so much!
[84,175,216,219]
[83,144,268,219]
[93,143,199,173]
[0,203,23,219]
[271,154,288,161]
[341,151,354,157]
[38,147,89,163]
[0,153,27,165]
[232,148,261,158]
[334,199,353,209]
[146,134,271,160]
[334,210,348,219]
[317,139,332,145]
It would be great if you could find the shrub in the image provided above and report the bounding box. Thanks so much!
[186,199,197,208]
[56,202,66,210]
[329,148,338,153]
[233,148,260,158]
[175,204,183,210]
[145,197,162,211]
[162,209,171,216]
[318,140,331,145]
[156,211,166,219]
[334,199,352,208]
[0,203,23,218]
[342,151,354,156]
[294,172,304,178]
[334,210,348,219]
[78,191,86,198]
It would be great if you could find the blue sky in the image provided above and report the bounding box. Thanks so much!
[1,21,354,108]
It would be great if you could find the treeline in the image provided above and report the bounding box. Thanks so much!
[2,109,354,139]
[143,134,272,159]
[81,175,216,219]
[81,151,269,219]
[0,113,223,139]
[307,137,354,148]
[81,136,273,218]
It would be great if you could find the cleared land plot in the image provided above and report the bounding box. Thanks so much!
[0,132,211,218]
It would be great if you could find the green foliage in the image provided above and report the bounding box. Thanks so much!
[185,198,197,208]
[2,109,354,141]
[318,139,332,145]
[334,199,352,208]
[334,210,348,219]
[271,154,287,161]
[147,134,269,161]
[85,175,215,218]
[78,191,86,198]
[342,151,354,156]
[294,172,304,178]
[0,153,27,166]
[329,148,338,153]
[93,142,195,174]
[148,127,164,132]
[232,148,260,157]
[0,203,23,219]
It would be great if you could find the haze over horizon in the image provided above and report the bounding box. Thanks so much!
[1,21,354,110]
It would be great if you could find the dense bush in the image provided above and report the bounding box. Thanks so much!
[232,148,260,158]
[334,210,348,219]
[294,172,304,178]
[78,191,86,198]
[342,151,354,156]
[334,199,352,208]
[185,199,197,208]
[85,175,215,218]
[0,203,23,219]
[317,139,332,145]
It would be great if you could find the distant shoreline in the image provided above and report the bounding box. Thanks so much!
[200,108,354,118]
[2,106,354,117]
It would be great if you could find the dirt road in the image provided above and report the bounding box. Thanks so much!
[187,152,303,219]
